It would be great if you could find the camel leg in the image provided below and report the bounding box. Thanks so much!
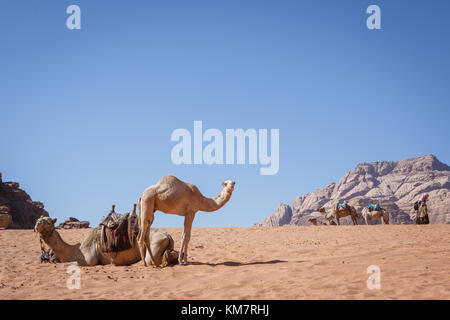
[336,216,340,226]
[365,217,369,225]
[179,213,195,265]
[138,196,156,267]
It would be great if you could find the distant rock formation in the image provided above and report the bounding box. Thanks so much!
[255,155,450,226]
[0,172,49,229]
[254,203,292,227]
[57,217,90,229]
[0,206,12,229]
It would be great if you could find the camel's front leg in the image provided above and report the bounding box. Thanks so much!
[138,225,150,266]
[179,213,195,265]
[138,197,156,267]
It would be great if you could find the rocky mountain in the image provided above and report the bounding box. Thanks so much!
[0,172,49,229]
[254,155,450,226]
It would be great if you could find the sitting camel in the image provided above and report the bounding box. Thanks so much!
[308,210,337,226]
[138,175,235,266]
[361,207,389,225]
[317,205,358,226]
[308,217,337,226]
[34,215,178,267]
[416,202,430,224]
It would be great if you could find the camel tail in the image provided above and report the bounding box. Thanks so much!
[137,196,142,238]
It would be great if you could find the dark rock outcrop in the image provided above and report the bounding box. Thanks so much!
[0,172,49,229]
[0,205,12,229]
[57,217,90,229]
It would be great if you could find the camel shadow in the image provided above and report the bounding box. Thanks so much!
[189,259,289,267]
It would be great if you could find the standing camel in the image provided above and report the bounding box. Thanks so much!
[138,175,235,266]
[361,207,389,225]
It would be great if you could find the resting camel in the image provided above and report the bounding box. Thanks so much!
[317,205,358,225]
[34,216,178,266]
[138,175,235,266]
[416,202,430,224]
[361,207,389,225]
[308,214,336,226]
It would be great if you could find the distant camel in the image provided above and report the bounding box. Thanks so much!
[318,205,358,225]
[361,207,389,225]
[138,175,235,266]
[416,202,430,224]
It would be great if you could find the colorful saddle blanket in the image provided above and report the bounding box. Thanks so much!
[99,211,138,253]
[336,202,348,210]
[368,203,380,211]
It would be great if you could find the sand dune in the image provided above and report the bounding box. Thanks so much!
[0,225,449,299]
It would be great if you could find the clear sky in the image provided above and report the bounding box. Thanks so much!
[1,0,449,228]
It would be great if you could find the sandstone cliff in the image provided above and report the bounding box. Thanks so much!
[254,155,450,226]
[0,173,49,229]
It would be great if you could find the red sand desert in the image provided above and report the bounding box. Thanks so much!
[0,224,449,299]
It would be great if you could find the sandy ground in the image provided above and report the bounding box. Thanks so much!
[0,224,449,300]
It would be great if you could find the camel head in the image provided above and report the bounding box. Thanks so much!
[221,180,235,194]
[34,216,57,236]
[317,208,326,214]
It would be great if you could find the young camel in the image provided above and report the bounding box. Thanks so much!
[138,175,235,266]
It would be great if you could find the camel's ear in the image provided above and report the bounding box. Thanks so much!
[221,181,226,187]
[51,218,57,225]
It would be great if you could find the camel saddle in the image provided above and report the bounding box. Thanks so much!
[99,206,139,253]
[368,203,380,211]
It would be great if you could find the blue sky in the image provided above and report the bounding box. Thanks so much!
[1,0,449,227]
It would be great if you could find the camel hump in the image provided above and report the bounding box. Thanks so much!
[159,175,179,183]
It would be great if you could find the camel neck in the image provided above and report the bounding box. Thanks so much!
[200,188,233,212]
[42,229,80,262]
